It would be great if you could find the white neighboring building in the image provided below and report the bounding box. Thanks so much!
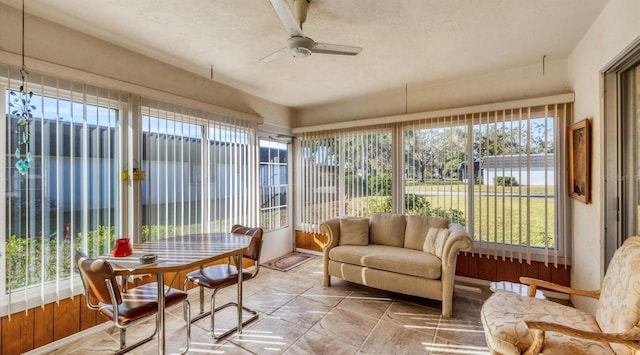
[481,154,554,186]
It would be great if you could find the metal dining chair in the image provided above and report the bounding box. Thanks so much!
[75,251,191,354]
[184,224,263,339]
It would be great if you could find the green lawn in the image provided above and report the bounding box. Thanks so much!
[405,180,555,196]
[304,183,556,248]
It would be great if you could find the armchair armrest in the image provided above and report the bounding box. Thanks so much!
[523,321,640,355]
[519,277,600,299]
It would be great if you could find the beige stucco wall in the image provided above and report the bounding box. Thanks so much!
[0,3,293,128]
[568,0,640,314]
[295,59,570,126]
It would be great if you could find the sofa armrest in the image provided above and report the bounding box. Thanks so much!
[320,218,341,252]
[441,223,473,268]
[320,218,342,287]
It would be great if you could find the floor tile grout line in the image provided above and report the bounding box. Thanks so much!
[356,294,398,353]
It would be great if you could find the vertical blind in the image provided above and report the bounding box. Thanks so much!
[297,126,393,232]
[403,104,569,265]
[297,103,571,265]
[141,99,258,239]
[1,65,122,315]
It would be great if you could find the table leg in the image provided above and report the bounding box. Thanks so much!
[236,252,243,334]
[157,273,165,355]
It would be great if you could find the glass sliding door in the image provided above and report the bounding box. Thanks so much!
[604,46,640,268]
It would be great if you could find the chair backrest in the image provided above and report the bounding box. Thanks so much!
[231,224,264,262]
[595,236,640,354]
[75,250,122,305]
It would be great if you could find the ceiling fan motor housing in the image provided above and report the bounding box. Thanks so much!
[287,36,314,57]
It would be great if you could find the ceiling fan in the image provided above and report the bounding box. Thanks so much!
[261,0,362,63]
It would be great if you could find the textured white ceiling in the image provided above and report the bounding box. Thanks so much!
[1,0,609,109]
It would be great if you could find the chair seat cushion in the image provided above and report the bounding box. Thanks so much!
[328,244,441,279]
[481,290,615,355]
[186,265,253,289]
[99,283,188,325]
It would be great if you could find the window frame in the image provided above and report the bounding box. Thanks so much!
[259,137,290,232]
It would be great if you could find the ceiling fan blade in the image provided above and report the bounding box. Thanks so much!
[312,42,362,56]
[268,0,304,37]
[260,47,289,63]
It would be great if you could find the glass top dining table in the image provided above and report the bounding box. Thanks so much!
[101,233,253,354]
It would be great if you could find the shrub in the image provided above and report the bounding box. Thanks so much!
[368,173,392,196]
[495,176,518,186]
[365,196,392,213]
[404,194,467,226]
[344,174,365,197]
[6,225,116,291]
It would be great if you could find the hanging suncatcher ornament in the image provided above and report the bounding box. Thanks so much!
[9,81,34,175]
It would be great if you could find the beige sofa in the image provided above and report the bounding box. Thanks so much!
[320,213,473,317]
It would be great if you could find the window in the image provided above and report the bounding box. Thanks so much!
[207,119,256,232]
[297,127,393,231]
[141,100,258,238]
[297,100,570,264]
[141,112,203,240]
[403,108,565,262]
[2,67,122,315]
[259,138,289,230]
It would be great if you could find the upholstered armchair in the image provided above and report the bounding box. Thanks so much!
[481,237,640,354]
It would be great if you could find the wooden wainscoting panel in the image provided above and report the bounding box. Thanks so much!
[455,252,470,277]
[551,264,571,287]
[478,255,497,281]
[466,253,480,279]
[295,230,326,252]
[495,258,522,283]
[53,296,80,341]
[521,260,540,279]
[537,262,553,283]
[34,302,55,348]
[80,294,101,331]
[2,309,34,355]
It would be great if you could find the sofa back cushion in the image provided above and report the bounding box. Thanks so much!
[595,236,640,355]
[404,215,450,250]
[369,213,406,247]
[339,217,370,246]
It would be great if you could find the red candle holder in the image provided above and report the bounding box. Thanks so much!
[113,238,132,257]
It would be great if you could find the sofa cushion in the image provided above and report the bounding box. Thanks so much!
[423,227,449,256]
[404,215,449,250]
[339,217,370,246]
[328,244,441,279]
[481,290,613,355]
[369,213,406,247]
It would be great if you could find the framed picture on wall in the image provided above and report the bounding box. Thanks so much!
[568,118,591,204]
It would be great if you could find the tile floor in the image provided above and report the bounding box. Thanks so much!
[36,257,493,354]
